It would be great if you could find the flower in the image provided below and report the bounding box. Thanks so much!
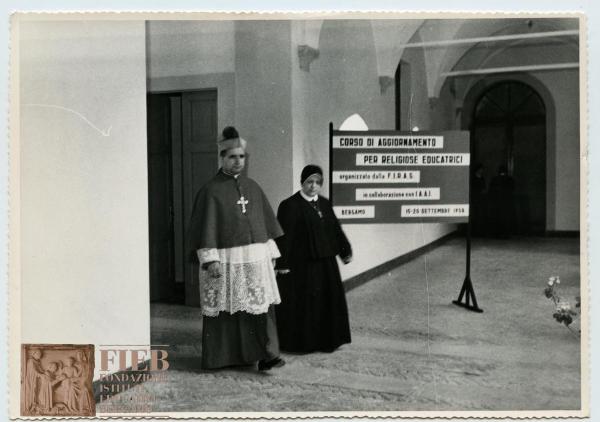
[544,275,580,336]
[553,302,577,326]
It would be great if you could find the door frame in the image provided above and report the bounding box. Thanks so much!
[146,88,219,305]
[461,74,556,232]
[146,92,180,303]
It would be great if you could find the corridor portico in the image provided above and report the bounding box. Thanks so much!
[13,13,584,417]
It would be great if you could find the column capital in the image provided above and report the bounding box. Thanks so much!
[298,44,320,72]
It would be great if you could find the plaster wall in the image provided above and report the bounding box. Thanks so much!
[234,21,294,209]
[146,20,235,78]
[18,20,150,371]
[290,20,455,280]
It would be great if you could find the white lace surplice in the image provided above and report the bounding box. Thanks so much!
[197,239,281,317]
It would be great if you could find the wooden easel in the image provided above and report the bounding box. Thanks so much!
[452,220,483,312]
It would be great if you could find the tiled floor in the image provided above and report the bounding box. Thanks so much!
[97,237,582,413]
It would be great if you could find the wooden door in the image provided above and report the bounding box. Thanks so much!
[181,91,218,306]
[472,81,546,235]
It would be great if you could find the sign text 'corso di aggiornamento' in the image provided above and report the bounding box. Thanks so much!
[330,131,470,224]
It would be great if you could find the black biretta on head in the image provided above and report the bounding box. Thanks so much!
[218,126,247,155]
[301,164,323,184]
[222,126,239,140]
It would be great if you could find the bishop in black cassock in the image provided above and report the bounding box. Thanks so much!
[188,126,285,370]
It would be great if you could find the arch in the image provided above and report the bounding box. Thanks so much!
[371,20,423,80]
[432,18,579,98]
[461,74,556,232]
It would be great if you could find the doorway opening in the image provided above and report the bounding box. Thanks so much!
[147,90,218,306]
[470,80,546,235]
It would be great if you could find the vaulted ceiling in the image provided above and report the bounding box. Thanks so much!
[146,17,580,99]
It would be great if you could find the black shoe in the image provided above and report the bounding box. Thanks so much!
[258,357,285,371]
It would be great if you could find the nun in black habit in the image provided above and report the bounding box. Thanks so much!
[275,165,353,353]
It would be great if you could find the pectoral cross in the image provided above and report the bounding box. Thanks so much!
[310,200,323,218]
[237,196,249,214]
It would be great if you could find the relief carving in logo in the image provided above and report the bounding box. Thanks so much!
[21,344,95,416]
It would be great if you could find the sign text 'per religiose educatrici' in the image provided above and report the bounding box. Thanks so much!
[330,129,470,224]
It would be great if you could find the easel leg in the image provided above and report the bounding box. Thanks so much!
[452,222,483,313]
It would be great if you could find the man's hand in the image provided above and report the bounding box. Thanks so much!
[207,261,222,278]
[342,254,353,265]
[273,259,290,275]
